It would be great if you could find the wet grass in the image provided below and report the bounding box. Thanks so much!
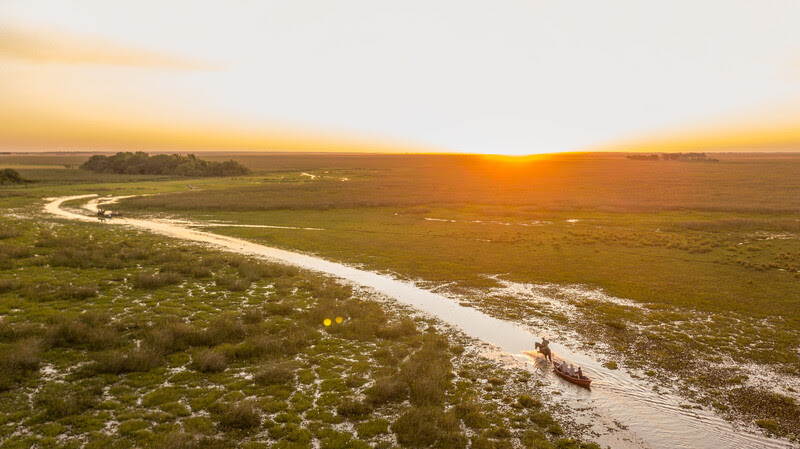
[97,152,800,440]
[0,214,588,449]
[6,152,799,441]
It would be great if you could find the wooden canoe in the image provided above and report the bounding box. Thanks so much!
[552,362,592,388]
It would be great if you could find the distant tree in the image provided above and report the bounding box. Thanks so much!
[79,152,251,177]
[661,152,717,162]
[0,168,27,184]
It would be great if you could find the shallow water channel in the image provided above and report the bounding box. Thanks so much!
[45,195,795,449]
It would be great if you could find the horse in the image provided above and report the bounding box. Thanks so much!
[534,342,552,362]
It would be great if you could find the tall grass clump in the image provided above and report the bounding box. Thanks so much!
[0,243,31,259]
[391,406,465,448]
[20,283,98,302]
[214,274,251,292]
[0,278,19,293]
[46,315,120,350]
[0,225,21,240]
[254,361,295,386]
[190,348,228,373]
[365,376,408,405]
[215,400,261,431]
[133,271,182,289]
[36,383,101,419]
[197,315,247,347]
[399,333,453,406]
[336,398,372,420]
[49,247,123,269]
[93,346,164,374]
[0,337,42,390]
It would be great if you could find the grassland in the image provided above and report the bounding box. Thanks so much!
[107,152,800,440]
[0,156,602,449]
[3,151,800,441]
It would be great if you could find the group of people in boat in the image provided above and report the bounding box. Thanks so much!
[537,337,588,380]
[556,360,585,379]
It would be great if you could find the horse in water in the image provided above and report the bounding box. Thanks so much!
[535,342,552,362]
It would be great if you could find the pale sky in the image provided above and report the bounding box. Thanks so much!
[2,1,800,154]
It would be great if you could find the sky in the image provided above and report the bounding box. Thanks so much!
[1,1,800,155]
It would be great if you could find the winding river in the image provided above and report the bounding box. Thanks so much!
[44,195,795,449]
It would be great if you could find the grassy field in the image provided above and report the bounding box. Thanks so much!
[2,151,800,441]
[0,212,601,448]
[112,152,800,439]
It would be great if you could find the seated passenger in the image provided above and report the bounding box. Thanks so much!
[568,364,576,377]
[560,361,568,372]
[577,367,584,379]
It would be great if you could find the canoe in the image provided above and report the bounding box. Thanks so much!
[552,362,592,388]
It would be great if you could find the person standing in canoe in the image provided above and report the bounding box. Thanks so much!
[535,337,552,362]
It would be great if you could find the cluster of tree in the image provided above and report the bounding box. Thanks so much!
[661,152,719,162]
[0,168,28,184]
[627,152,719,162]
[80,152,251,177]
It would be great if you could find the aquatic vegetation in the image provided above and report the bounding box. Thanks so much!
[0,214,574,448]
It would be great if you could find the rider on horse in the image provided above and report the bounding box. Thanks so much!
[535,337,552,362]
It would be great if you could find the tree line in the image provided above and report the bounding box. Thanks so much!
[627,152,719,162]
[80,152,251,177]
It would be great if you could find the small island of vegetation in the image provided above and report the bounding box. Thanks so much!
[80,152,251,177]
[626,152,719,162]
[0,168,31,185]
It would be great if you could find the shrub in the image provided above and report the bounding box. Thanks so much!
[190,349,228,373]
[756,419,780,435]
[0,278,19,293]
[200,316,247,346]
[145,321,199,353]
[133,271,182,289]
[93,346,164,373]
[0,337,42,385]
[153,431,229,449]
[49,247,122,269]
[163,260,213,278]
[241,309,263,324]
[0,243,31,259]
[236,261,268,282]
[263,302,295,317]
[392,406,464,448]
[36,383,101,419]
[398,334,453,406]
[365,376,408,405]
[453,401,487,429]
[221,335,280,361]
[356,419,390,438]
[376,318,418,339]
[46,317,120,350]
[61,285,98,300]
[216,401,261,431]
[518,394,542,409]
[214,275,250,292]
[604,361,618,370]
[488,377,504,386]
[0,225,21,240]
[254,361,295,386]
[336,398,372,420]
